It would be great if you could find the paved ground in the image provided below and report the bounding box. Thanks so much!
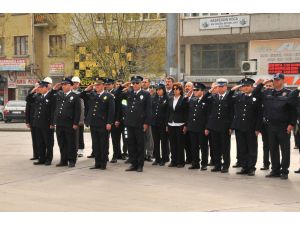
[1,130,300,212]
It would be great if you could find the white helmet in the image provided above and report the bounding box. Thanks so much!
[43,76,53,84]
[71,76,81,83]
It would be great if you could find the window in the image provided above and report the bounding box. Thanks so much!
[191,43,248,75]
[180,45,185,73]
[0,37,4,55]
[49,35,66,56]
[14,36,28,56]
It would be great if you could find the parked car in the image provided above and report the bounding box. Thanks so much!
[0,105,4,121]
[3,100,26,123]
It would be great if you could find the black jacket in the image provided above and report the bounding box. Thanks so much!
[231,91,262,132]
[151,94,169,127]
[25,93,39,126]
[167,95,188,125]
[116,87,152,128]
[53,91,81,127]
[81,91,115,129]
[187,96,208,132]
[205,91,234,132]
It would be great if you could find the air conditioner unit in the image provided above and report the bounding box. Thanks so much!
[241,61,257,73]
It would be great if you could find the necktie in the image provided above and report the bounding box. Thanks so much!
[219,95,223,101]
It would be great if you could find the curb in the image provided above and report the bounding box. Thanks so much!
[0,128,91,132]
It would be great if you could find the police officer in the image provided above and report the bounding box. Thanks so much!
[205,78,234,173]
[184,82,194,164]
[27,81,56,166]
[82,77,115,170]
[231,78,262,176]
[151,83,170,166]
[53,77,81,168]
[256,74,299,179]
[105,78,124,163]
[25,83,40,161]
[71,76,85,158]
[165,76,174,98]
[185,82,209,170]
[117,75,152,172]
[260,80,273,170]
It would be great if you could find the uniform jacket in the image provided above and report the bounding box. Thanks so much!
[53,91,81,127]
[151,94,169,127]
[187,96,208,132]
[205,91,234,132]
[80,91,115,129]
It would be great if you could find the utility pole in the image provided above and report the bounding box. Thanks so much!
[166,13,179,81]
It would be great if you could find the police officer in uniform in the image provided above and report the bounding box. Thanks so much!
[25,83,40,161]
[53,78,81,168]
[106,78,126,163]
[117,75,152,172]
[185,82,209,170]
[27,81,56,165]
[255,74,299,179]
[205,78,234,173]
[231,78,262,176]
[71,76,85,158]
[151,83,170,166]
[82,77,115,170]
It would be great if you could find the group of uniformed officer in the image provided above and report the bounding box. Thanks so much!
[25,73,300,179]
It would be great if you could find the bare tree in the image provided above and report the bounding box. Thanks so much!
[67,13,166,80]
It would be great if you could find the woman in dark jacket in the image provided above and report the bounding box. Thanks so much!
[167,82,188,168]
[151,84,170,166]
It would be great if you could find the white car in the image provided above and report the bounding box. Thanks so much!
[3,100,26,123]
[0,105,4,121]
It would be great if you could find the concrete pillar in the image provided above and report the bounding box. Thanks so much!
[166,14,178,80]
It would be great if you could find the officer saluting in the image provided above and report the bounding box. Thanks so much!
[255,73,299,179]
[185,82,209,170]
[204,78,234,173]
[81,77,115,170]
[116,75,152,172]
[231,78,262,176]
[53,77,81,168]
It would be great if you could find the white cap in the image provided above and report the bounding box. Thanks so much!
[43,77,53,84]
[71,76,81,83]
[216,78,228,86]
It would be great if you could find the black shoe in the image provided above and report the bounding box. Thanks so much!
[90,166,101,169]
[87,155,95,158]
[177,164,185,168]
[77,154,83,158]
[44,161,51,166]
[168,162,177,167]
[159,162,165,166]
[30,157,39,160]
[236,169,249,175]
[248,170,255,176]
[124,159,131,164]
[125,166,137,171]
[185,160,192,164]
[260,166,269,170]
[201,166,208,171]
[33,161,45,165]
[280,174,288,180]
[266,172,280,178]
[152,161,159,165]
[294,168,300,174]
[110,158,117,163]
[136,166,143,172]
[232,162,242,168]
[100,165,107,170]
[211,167,221,172]
[56,162,68,167]
[144,156,153,162]
[68,162,75,168]
[188,165,200,170]
[121,155,127,160]
[221,168,229,173]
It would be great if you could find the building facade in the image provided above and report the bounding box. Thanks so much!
[180,13,300,86]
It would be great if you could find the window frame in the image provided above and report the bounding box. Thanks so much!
[14,36,29,56]
[49,34,66,57]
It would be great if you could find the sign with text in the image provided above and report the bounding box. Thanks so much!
[268,63,300,75]
[200,15,250,30]
[16,79,39,86]
[49,63,64,75]
[0,59,26,71]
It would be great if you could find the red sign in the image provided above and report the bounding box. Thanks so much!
[268,63,300,75]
